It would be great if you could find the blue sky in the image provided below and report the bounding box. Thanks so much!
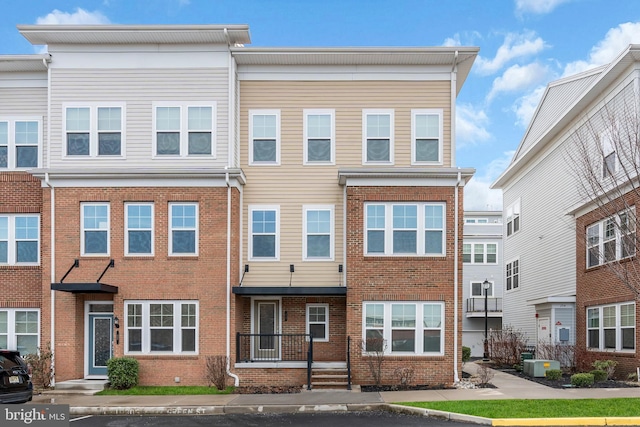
[2,0,640,210]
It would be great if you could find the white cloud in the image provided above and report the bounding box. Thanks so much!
[36,8,110,25]
[563,21,640,76]
[464,151,515,211]
[487,62,549,102]
[456,104,491,148]
[443,31,482,47]
[514,0,571,15]
[474,31,548,75]
[512,85,546,128]
[443,34,461,47]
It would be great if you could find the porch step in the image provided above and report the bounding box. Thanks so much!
[54,379,109,392]
[311,367,350,390]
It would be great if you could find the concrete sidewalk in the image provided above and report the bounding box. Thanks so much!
[28,362,640,425]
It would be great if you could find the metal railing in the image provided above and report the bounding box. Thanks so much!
[346,336,352,390]
[466,297,503,313]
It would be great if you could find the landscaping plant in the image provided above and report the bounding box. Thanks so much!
[570,373,594,387]
[106,357,139,390]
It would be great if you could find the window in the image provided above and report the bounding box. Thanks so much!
[463,243,497,264]
[601,128,617,179]
[303,206,333,260]
[586,302,635,351]
[125,203,154,256]
[65,106,124,156]
[306,304,329,342]
[304,109,334,164]
[506,259,519,291]
[412,109,442,164]
[464,218,489,224]
[586,209,636,268]
[362,302,443,355]
[365,203,445,256]
[249,206,279,260]
[125,301,198,354]
[0,215,39,265]
[81,203,109,256]
[0,309,39,356]
[169,203,198,256]
[0,118,41,169]
[249,110,280,165]
[154,104,215,157]
[471,281,494,297]
[506,199,520,236]
[363,110,394,164]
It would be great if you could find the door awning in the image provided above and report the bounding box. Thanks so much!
[51,259,118,294]
[232,286,346,296]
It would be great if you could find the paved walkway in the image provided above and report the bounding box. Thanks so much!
[28,362,640,425]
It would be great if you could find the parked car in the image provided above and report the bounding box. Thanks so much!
[0,350,33,403]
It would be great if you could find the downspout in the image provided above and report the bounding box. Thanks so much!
[342,183,347,287]
[453,170,461,384]
[224,32,240,386]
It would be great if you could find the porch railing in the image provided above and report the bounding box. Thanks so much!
[236,333,313,363]
[466,297,503,313]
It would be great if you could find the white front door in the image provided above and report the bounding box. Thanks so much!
[254,301,280,360]
[537,317,551,344]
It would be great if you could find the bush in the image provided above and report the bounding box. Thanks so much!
[628,372,638,382]
[107,357,139,390]
[571,373,594,388]
[590,369,608,382]
[545,369,562,381]
[488,326,529,367]
[205,355,229,390]
[23,342,54,391]
[462,346,471,364]
[592,360,618,380]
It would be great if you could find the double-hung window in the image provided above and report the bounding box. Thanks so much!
[65,106,124,157]
[81,203,109,256]
[306,304,329,342]
[0,309,39,356]
[249,206,279,260]
[125,300,198,354]
[506,259,519,290]
[586,302,635,351]
[412,109,443,164]
[0,118,41,169]
[154,104,215,157]
[0,215,39,265]
[169,203,198,256]
[506,199,520,236]
[304,109,334,164]
[125,203,154,256]
[365,203,445,256]
[601,128,617,179]
[363,109,393,164]
[249,110,280,165]
[471,281,494,297]
[463,243,497,264]
[586,208,636,268]
[303,205,333,260]
[362,302,444,355]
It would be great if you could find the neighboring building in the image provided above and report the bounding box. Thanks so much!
[492,45,639,374]
[1,24,478,388]
[462,211,503,357]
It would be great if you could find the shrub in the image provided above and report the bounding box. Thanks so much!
[106,357,139,390]
[23,342,54,391]
[592,360,618,380]
[590,369,608,382]
[462,346,471,365]
[361,338,387,387]
[476,363,495,386]
[627,372,638,382]
[571,373,594,388]
[205,355,229,390]
[393,366,415,390]
[488,326,529,367]
[545,369,562,381]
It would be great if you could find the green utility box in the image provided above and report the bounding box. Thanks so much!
[520,352,534,370]
[523,359,560,377]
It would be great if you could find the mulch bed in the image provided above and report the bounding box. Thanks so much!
[235,385,301,394]
[496,367,640,389]
[361,384,451,392]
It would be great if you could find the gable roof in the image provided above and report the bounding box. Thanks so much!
[492,44,640,189]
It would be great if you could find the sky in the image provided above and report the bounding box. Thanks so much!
[1,0,640,211]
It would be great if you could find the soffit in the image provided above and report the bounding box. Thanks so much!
[0,55,49,72]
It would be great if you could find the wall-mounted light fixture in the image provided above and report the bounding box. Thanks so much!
[338,264,343,273]
[114,316,120,329]
[289,264,295,286]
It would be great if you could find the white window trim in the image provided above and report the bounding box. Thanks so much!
[302,205,334,261]
[306,303,329,342]
[80,203,110,257]
[411,109,443,165]
[586,208,635,268]
[362,109,394,165]
[506,199,521,237]
[168,202,199,257]
[470,280,494,298]
[586,302,635,352]
[364,202,446,257]
[63,104,126,158]
[125,202,154,257]
[152,102,217,159]
[249,109,281,166]
[248,205,280,261]
[600,127,619,179]
[0,214,40,266]
[303,109,335,165]
[362,301,444,356]
[124,300,199,355]
[0,309,40,355]
[0,117,43,170]
[463,242,498,264]
[505,257,520,291]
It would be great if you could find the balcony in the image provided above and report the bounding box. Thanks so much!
[466,297,503,317]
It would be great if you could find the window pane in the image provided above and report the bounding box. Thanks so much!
[252,114,276,138]
[16,241,37,263]
[187,106,212,130]
[0,312,7,333]
[157,133,180,155]
[150,329,173,352]
[588,329,599,348]
[16,146,38,168]
[391,329,414,352]
[425,230,443,254]
[309,324,326,340]
[366,139,390,161]
[15,311,38,333]
[253,235,275,257]
[128,231,151,254]
[474,244,484,263]
[253,139,276,162]
[307,114,330,137]
[15,216,38,239]
[622,328,635,349]
[98,133,121,155]
[471,282,482,296]
[67,134,90,155]
[415,114,439,138]
[604,329,616,348]
[587,308,599,327]
[391,305,415,327]
[181,329,195,352]
[181,304,196,327]
[85,231,107,254]
[97,107,121,131]
[423,304,442,328]
[128,329,141,352]
[307,235,330,257]
[367,114,390,137]
[365,329,384,352]
[172,231,195,254]
[603,306,616,327]
[308,139,331,161]
[252,210,276,233]
[0,241,6,263]
[463,244,471,263]
[156,107,180,131]
[128,304,142,327]
[307,210,330,234]
[16,335,38,356]
[367,230,384,253]
[66,108,90,131]
[416,139,439,162]
[0,146,7,168]
[365,304,384,327]
[393,231,416,253]
[486,244,497,263]
[367,205,385,228]
[188,133,212,155]
[423,330,441,352]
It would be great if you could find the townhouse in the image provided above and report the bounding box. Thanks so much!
[1,24,478,388]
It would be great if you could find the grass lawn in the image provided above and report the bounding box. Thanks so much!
[96,386,234,396]
[399,398,640,418]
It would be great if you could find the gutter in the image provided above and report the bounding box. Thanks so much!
[450,50,458,167]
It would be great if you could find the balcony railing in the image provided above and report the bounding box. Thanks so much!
[466,297,503,313]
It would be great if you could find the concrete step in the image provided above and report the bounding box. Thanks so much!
[54,379,109,391]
